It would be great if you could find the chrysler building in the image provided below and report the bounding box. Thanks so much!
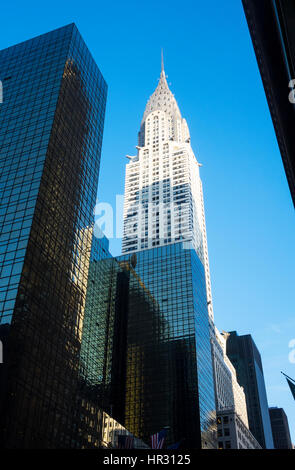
[122,55,214,321]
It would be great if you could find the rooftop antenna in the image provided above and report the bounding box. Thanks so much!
[161,48,166,78]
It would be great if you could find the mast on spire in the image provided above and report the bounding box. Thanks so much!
[161,49,165,76]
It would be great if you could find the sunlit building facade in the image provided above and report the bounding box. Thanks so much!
[217,409,261,450]
[122,56,214,322]
[211,327,249,428]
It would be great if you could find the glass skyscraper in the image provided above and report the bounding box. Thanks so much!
[118,244,217,448]
[83,242,217,448]
[0,24,107,448]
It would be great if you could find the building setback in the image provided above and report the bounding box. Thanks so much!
[225,331,274,449]
[0,24,107,448]
[269,407,293,449]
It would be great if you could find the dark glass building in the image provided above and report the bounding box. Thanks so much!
[269,407,293,449]
[242,0,295,207]
[80,244,128,427]
[83,242,217,448]
[113,243,216,449]
[225,331,274,448]
[0,24,107,448]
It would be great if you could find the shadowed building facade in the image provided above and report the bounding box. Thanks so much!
[81,252,171,444]
[0,24,107,448]
[225,331,274,449]
[269,407,293,449]
[118,243,217,449]
[83,242,217,449]
[242,0,295,207]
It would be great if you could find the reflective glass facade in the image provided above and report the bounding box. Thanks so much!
[119,243,217,449]
[0,24,107,448]
[81,255,131,426]
[86,242,217,449]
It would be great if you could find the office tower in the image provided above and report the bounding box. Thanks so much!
[115,58,217,448]
[217,409,261,450]
[211,327,249,427]
[242,0,295,207]
[225,331,274,448]
[117,246,216,448]
[269,407,293,449]
[80,250,130,427]
[83,250,171,441]
[122,55,214,322]
[85,244,217,449]
[212,329,263,449]
[0,24,107,448]
[88,244,216,448]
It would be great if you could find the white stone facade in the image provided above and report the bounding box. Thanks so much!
[122,58,214,320]
[217,409,261,450]
[211,327,249,428]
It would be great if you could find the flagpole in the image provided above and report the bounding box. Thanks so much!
[281,371,295,383]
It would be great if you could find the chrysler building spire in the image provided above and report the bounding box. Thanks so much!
[139,57,189,146]
[123,58,214,321]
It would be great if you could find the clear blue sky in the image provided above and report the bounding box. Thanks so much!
[1,0,295,445]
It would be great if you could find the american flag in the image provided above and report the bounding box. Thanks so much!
[117,434,134,449]
[151,429,168,449]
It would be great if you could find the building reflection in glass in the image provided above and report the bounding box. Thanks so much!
[0,24,107,448]
[83,242,217,449]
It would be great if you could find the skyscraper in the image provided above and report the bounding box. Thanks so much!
[225,331,274,449]
[118,245,216,448]
[242,0,295,208]
[212,327,249,428]
[0,24,107,448]
[113,57,217,448]
[122,54,214,322]
[269,407,293,449]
